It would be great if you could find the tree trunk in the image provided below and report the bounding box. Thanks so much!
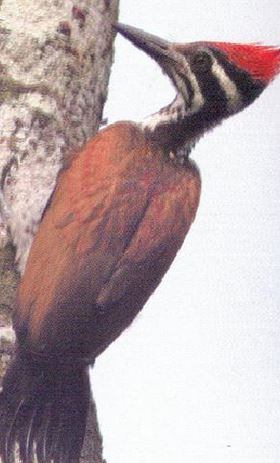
[0,1,119,461]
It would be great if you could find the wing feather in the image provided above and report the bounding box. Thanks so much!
[15,123,200,356]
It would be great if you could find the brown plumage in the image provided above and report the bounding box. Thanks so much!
[16,122,200,358]
[1,22,279,463]
[0,122,200,463]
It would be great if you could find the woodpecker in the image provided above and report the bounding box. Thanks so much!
[0,23,279,463]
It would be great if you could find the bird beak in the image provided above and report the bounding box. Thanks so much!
[114,23,189,99]
[114,23,172,62]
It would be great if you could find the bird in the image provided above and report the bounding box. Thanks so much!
[0,22,279,463]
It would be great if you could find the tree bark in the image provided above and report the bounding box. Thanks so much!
[0,1,119,461]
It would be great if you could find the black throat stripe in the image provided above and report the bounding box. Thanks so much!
[193,66,229,118]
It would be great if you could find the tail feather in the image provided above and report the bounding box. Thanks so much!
[0,350,90,463]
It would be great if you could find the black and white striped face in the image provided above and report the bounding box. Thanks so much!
[167,42,265,125]
[115,24,273,153]
[138,42,266,151]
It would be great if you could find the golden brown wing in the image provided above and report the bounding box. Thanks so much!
[15,122,200,357]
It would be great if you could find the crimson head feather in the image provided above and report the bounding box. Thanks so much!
[208,42,280,82]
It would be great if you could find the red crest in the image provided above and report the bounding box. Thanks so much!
[209,42,280,82]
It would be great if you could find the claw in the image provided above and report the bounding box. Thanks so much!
[0,156,18,191]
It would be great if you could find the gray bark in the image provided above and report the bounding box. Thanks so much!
[0,0,119,461]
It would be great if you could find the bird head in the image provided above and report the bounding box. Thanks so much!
[115,23,280,153]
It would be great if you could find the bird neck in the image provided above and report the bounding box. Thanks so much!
[140,94,200,162]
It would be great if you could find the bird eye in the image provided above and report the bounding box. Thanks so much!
[191,51,212,72]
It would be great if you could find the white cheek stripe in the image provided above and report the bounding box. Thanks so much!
[211,58,241,111]
[170,58,205,116]
[184,61,205,115]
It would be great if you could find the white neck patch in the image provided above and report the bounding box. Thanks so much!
[140,93,186,131]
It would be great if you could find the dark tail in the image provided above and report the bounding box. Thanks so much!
[0,349,90,463]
